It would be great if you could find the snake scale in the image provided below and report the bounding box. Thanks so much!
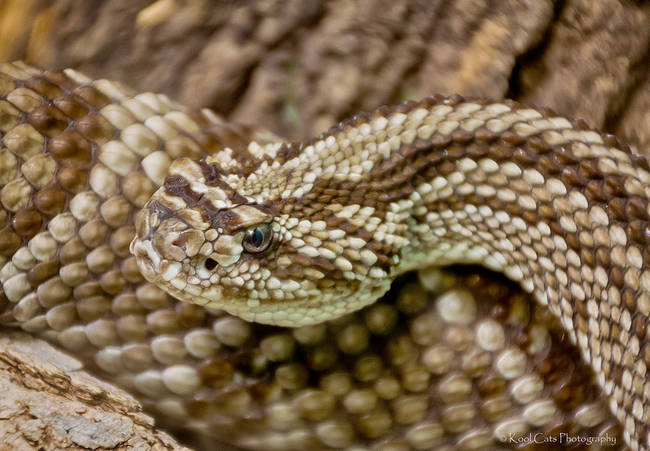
[0,60,647,450]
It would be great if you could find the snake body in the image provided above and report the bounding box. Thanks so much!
[0,61,647,450]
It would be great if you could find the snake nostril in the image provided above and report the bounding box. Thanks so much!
[172,237,185,249]
[205,258,218,271]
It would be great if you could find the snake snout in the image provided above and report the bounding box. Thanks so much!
[131,238,162,282]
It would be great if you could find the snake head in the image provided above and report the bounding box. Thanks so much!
[131,157,283,320]
[131,155,393,326]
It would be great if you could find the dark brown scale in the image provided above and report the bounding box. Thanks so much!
[56,169,87,195]
[586,180,608,202]
[608,198,628,222]
[79,220,109,248]
[77,295,112,321]
[604,177,627,197]
[538,205,557,221]
[442,94,465,106]
[623,289,637,314]
[626,197,648,221]
[12,207,42,237]
[444,144,467,160]
[49,130,93,168]
[27,105,69,137]
[184,400,220,420]
[24,77,64,99]
[75,113,115,143]
[348,191,370,207]
[501,131,526,147]
[485,197,504,213]
[72,85,110,110]
[177,302,206,329]
[631,153,650,171]
[521,211,538,224]
[487,142,513,161]
[273,142,303,164]
[578,159,603,180]
[34,185,68,216]
[100,269,127,295]
[112,294,146,316]
[117,315,149,341]
[73,281,104,300]
[198,159,224,186]
[59,239,87,264]
[309,256,336,273]
[537,156,562,175]
[505,203,523,219]
[564,234,580,252]
[287,253,315,269]
[120,258,144,283]
[580,249,596,267]
[198,357,235,388]
[46,302,77,331]
[477,375,506,397]
[164,174,203,206]
[429,133,452,148]
[555,146,579,165]
[43,71,75,91]
[463,142,489,158]
[27,261,60,286]
[637,346,650,380]
[52,94,90,119]
[435,159,456,176]
[0,227,21,257]
[626,220,648,244]
[596,248,612,268]
[643,246,650,265]
[560,167,586,188]
[473,127,500,143]
[450,129,474,144]
[147,309,182,335]
[121,343,155,371]
[571,117,591,131]
[527,136,552,154]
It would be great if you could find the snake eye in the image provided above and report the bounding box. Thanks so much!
[243,223,273,253]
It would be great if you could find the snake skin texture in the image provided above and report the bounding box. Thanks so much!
[0,61,647,450]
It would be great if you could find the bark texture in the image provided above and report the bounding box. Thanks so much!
[0,332,188,450]
[0,0,648,450]
[1,0,648,153]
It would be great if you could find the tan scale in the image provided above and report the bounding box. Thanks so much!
[0,61,647,450]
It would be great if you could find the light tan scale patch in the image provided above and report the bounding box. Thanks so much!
[95,78,135,102]
[100,104,136,130]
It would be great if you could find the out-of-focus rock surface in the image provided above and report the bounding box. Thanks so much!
[2,0,648,153]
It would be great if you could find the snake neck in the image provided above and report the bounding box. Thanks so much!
[250,95,648,446]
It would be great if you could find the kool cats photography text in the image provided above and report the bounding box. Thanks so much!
[501,432,618,447]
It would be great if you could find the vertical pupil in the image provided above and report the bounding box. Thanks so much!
[253,228,264,246]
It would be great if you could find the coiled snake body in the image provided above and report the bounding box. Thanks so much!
[0,61,647,450]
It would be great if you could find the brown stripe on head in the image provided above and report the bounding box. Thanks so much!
[164,174,203,206]
[210,204,273,235]
[198,159,248,205]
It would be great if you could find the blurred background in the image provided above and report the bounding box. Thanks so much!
[1,0,648,154]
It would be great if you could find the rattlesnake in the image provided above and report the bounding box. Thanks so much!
[0,61,647,450]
